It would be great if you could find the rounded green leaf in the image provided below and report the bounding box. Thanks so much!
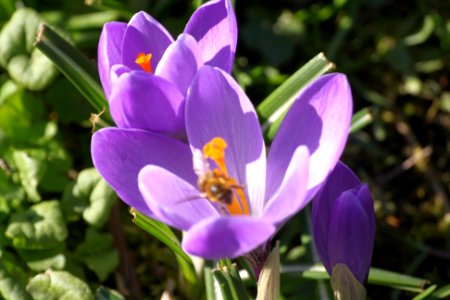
[75,228,118,281]
[6,200,68,249]
[61,168,116,227]
[12,150,46,202]
[84,178,117,228]
[0,8,58,90]
[26,270,94,300]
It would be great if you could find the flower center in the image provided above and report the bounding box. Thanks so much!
[135,52,153,73]
[200,137,250,216]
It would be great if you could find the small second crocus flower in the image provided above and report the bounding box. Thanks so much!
[98,0,237,137]
[92,66,353,259]
[312,162,375,291]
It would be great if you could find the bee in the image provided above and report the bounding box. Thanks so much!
[193,149,243,207]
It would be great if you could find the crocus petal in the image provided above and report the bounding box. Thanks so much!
[266,73,353,201]
[109,72,185,136]
[312,162,361,269]
[121,11,173,71]
[182,216,276,259]
[327,191,374,283]
[262,146,309,223]
[184,0,237,72]
[139,165,219,231]
[98,22,126,98]
[186,66,266,214]
[155,34,203,96]
[110,64,131,88]
[91,128,195,215]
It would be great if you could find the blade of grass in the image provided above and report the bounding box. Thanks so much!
[350,107,373,133]
[257,53,334,140]
[131,209,199,297]
[412,285,437,300]
[35,24,113,124]
[204,261,217,300]
[430,283,450,298]
[282,264,430,293]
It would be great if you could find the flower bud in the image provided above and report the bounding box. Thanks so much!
[312,162,375,284]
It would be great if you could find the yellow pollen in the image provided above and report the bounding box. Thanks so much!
[135,52,153,73]
[203,137,250,216]
[203,137,228,176]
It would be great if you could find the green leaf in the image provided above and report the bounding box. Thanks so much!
[0,169,25,221]
[83,178,117,228]
[131,210,200,296]
[256,53,334,140]
[0,249,32,300]
[6,200,68,249]
[0,0,15,21]
[61,168,101,220]
[61,168,115,227]
[95,286,125,300]
[0,8,58,90]
[0,83,55,146]
[12,150,46,202]
[38,140,72,193]
[35,24,112,123]
[65,11,121,31]
[75,228,118,281]
[26,270,94,300]
[17,245,66,271]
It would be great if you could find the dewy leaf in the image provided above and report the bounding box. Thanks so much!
[0,249,32,300]
[6,200,68,249]
[12,150,46,202]
[0,8,58,90]
[75,228,118,281]
[26,270,94,300]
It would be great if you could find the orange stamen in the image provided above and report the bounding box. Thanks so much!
[135,52,153,73]
[203,137,250,216]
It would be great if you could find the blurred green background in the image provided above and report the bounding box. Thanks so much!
[0,0,448,299]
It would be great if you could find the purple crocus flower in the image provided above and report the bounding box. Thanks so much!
[312,162,376,284]
[97,0,237,137]
[91,66,353,259]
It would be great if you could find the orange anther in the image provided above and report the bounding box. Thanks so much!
[135,52,153,73]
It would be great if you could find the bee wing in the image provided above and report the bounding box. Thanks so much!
[192,148,209,177]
